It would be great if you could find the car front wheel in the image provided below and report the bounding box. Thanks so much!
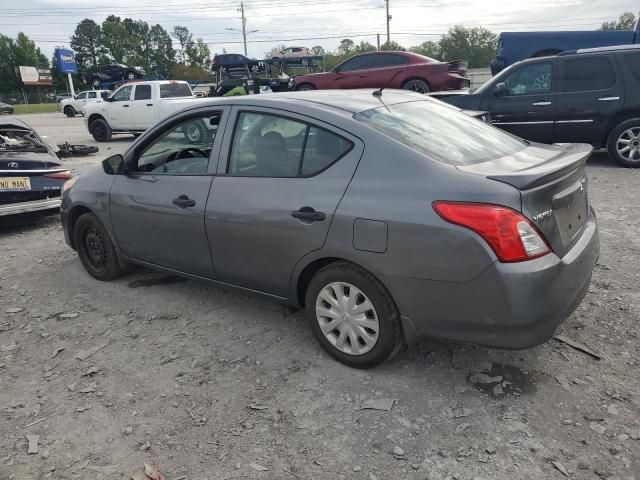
[296,83,316,91]
[608,118,640,167]
[74,213,124,281]
[305,262,403,368]
[90,118,112,142]
[64,106,75,117]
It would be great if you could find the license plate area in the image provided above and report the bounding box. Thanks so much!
[552,176,588,245]
[0,176,31,191]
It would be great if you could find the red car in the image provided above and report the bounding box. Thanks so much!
[289,51,469,93]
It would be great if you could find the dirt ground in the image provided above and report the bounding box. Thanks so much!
[1,113,639,480]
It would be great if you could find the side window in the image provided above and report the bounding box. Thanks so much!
[87,92,97,99]
[112,85,133,102]
[340,55,373,72]
[623,53,640,83]
[227,111,353,177]
[502,62,552,95]
[373,54,409,68]
[134,85,152,100]
[562,57,615,92]
[135,113,222,175]
[76,92,87,100]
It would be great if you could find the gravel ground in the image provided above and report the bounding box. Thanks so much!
[1,113,639,480]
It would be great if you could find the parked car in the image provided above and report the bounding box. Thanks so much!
[61,90,598,368]
[430,44,640,167]
[59,90,111,117]
[289,51,468,93]
[88,64,145,89]
[492,21,640,74]
[0,118,72,217]
[212,54,265,76]
[0,102,14,114]
[267,46,313,63]
[83,80,196,142]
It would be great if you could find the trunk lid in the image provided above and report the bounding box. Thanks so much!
[458,143,592,258]
[0,151,63,175]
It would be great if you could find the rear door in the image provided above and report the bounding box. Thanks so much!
[130,84,157,130]
[332,55,374,89]
[479,59,557,143]
[205,107,363,296]
[555,54,624,145]
[367,53,410,88]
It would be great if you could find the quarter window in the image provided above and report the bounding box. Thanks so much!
[502,62,552,95]
[112,85,132,101]
[135,113,222,175]
[228,112,353,177]
[624,53,640,83]
[561,57,615,92]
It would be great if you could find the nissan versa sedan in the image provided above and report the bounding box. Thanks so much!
[60,90,599,368]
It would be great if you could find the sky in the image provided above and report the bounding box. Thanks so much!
[2,0,638,60]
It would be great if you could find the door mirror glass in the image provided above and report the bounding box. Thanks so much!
[102,154,125,175]
[493,82,509,97]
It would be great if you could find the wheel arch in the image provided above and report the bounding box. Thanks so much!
[64,105,76,114]
[87,113,106,128]
[66,205,94,250]
[604,111,640,147]
[295,82,316,91]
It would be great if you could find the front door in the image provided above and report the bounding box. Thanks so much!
[480,60,557,143]
[110,109,227,277]
[366,53,410,88]
[130,84,157,131]
[555,54,624,144]
[332,54,374,89]
[107,85,135,130]
[206,107,363,296]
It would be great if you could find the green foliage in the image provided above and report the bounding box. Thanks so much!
[0,33,49,93]
[71,19,103,69]
[169,63,212,82]
[380,40,405,51]
[438,25,497,68]
[601,12,638,31]
[410,40,442,60]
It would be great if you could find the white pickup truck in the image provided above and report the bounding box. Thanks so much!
[83,80,201,142]
[59,90,111,117]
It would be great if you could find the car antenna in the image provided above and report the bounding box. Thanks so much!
[373,68,407,97]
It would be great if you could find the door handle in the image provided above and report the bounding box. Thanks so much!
[598,96,620,102]
[172,195,196,208]
[146,104,153,106]
[532,101,552,106]
[123,104,130,107]
[291,207,325,222]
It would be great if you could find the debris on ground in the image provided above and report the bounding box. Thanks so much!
[26,434,39,454]
[553,335,601,360]
[86,465,119,476]
[249,463,268,471]
[392,446,406,459]
[554,374,572,391]
[51,347,65,358]
[131,463,165,480]
[74,343,109,361]
[468,373,503,384]
[357,398,397,412]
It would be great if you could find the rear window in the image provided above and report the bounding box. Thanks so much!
[354,100,526,166]
[624,53,640,83]
[561,57,615,92]
[159,83,193,98]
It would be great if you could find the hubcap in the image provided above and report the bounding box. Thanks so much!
[84,227,107,268]
[617,127,640,162]
[315,282,379,356]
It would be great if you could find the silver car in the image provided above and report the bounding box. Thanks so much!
[60,90,599,368]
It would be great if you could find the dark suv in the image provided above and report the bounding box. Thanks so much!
[432,44,640,167]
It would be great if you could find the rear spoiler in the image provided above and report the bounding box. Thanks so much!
[447,60,468,74]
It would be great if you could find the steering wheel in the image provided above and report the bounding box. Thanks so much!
[175,147,208,160]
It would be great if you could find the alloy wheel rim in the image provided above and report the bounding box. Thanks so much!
[186,125,201,142]
[616,127,640,162]
[315,282,379,356]
[404,80,427,93]
[84,227,107,268]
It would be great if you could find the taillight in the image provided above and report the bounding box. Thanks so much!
[44,170,72,180]
[433,201,550,262]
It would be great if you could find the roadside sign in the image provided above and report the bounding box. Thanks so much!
[18,66,53,85]
[55,48,78,74]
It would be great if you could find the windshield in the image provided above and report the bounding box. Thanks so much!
[160,83,193,98]
[354,99,526,166]
[0,128,47,152]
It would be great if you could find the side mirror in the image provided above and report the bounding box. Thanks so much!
[104,95,113,102]
[102,154,125,175]
[493,82,509,97]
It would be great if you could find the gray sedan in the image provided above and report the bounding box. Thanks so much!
[60,90,599,368]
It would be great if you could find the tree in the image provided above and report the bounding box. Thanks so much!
[101,16,128,63]
[186,38,211,69]
[169,64,211,81]
[172,26,193,64]
[601,12,638,31]
[337,39,355,55]
[147,25,175,78]
[0,32,49,94]
[438,25,497,68]
[410,40,442,60]
[70,19,103,70]
[354,41,377,54]
[311,45,325,56]
[380,40,405,52]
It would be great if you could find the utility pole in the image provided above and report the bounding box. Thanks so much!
[240,1,248,56]
[377,33,380,51]
[385,0,391,45]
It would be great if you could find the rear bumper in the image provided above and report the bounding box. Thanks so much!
[0,198,61,217]
[386,207,599,349]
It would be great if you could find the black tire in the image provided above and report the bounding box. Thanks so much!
[402,78,430,93]
[305,262,403,368]
[126,71,137,80]
[296,83,316,91]
[74,212,124,281]
[607,118,640,167]
[64,106,76,117]
[90,118,112,142]
[183,120,207,144]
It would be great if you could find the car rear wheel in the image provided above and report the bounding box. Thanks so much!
[64,106,75,117]
[305,262,403,368]
[90,118,112,142]
[402,79,430,93]
[74,213,124,281]
[126,71,136,80]
[608,118,640,167]
[296,83,316,91]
